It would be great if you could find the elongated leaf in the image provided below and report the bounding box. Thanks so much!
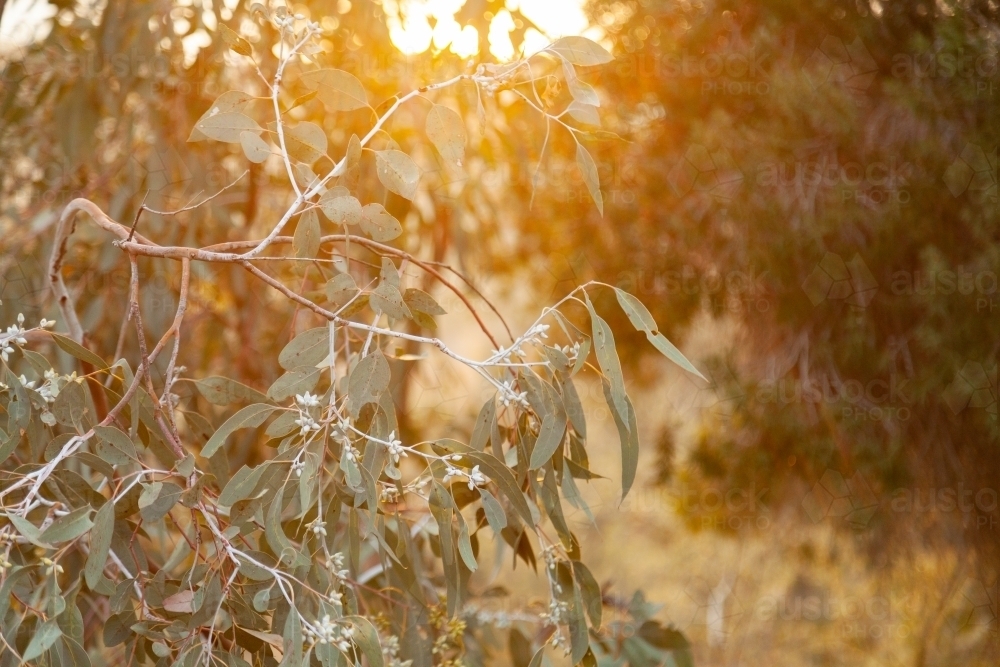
[646,332,706,380]
[529,414,566,470]
[479,488,507,532]
[220,24,252,56]
[279,327,330,371]
[195,376,269,405]
[360,203,402,242]
[576,142,603,215]
[375,150,420,200]
[301,69,368,111]
[568,79,600,106]
[568,101,600,126]
[345,616,384,667]
[268,367,321,402]
[463,452,533,526]
[348,350,391,418]
[50,332,105,368]
[614,288,657,331]
[197,112,262,143]
[548,36,614,66]
[282,606,303,667]
[85,500,115,589]
[426,104,466,168]
[455,510,478,571]
[23,619,62,661]
[39,505,92,544]
[241,131,271,163]
[201,404,277,457]
[572,560,603,628]
[586,299,628,426]
[294,209,321,258]
[470,399,495,451]
[603,379,639,501]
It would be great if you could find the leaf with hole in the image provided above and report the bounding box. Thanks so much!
[220,24,252,56]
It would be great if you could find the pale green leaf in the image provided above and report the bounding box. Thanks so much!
[300,69,368,111]
[576,142,603,215]
[375,150,420,200]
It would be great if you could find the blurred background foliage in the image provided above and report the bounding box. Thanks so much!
[1,0,998,665]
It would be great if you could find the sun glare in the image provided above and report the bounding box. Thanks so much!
[382,0,594,59]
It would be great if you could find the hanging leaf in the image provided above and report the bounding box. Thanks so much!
[39,505,93,544]
[201,404,277,458]
[614,288,657,332]
[267,367,321,402]
[22,619,62,662]
[603,379,639,501]
[576,142,604,215]
[370,283,412,321]
[85,501,115,589]
[360,203,402,242]
[240,131,271,163]
[196,112,263,143]
[568,101,601,127]
[547,36,614,66]
[279,328,330,371]
[294,209,321,258]
[50,332,106,368]
[300,69,368,111]
[284,121,328,164]
[646,332,705,380]
[479,488,507,532]
[326,274,359,308]
[425,104,467,168]
[220,24,252,56]
[568,79,600,106]
[344,616,384,667]
[320,193,362,226]
[375,150,420,200]
[529,414,567,470]
[195,376,269,405]
[403,288,446,316]
[348,350,391,418]
[346,133,362,168]
[585,298,627,425]
[188,90,255,141]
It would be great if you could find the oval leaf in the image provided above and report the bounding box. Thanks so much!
[300,69,368,111]
[548,36,614,66]
[426,104,467,168]
[360,203,402,242]
[375,150,420,200]
[197,112,262,143]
